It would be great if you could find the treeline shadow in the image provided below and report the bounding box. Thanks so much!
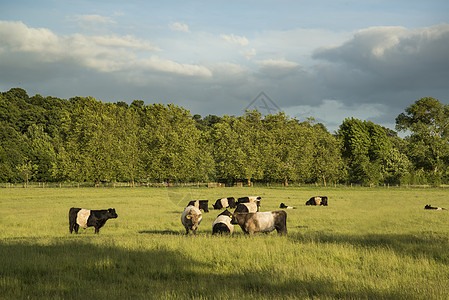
[288,231,449,264]
[0,239,419,299]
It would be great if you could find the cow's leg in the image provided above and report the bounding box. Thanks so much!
[74,223,79,234]
[185,227,190,235]
[94,226,100,234]
[69,222,74,234]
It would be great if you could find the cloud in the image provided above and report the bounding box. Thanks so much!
[256,58,300,77]
[311,24,449,108]
[169,22,190,33]
[220,34,249,46]
[0,20,208,76]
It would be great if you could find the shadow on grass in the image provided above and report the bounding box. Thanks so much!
[0,239,420,299]
[289,231,449,264]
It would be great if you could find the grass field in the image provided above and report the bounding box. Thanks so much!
[1,186,448,299]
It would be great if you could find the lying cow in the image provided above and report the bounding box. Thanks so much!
[280,203,296,209]
[306,196,328,206]
[213,197,236,210]
[187,200,209,212]
[234,202,259,213]
[237,196,261,204]
[181,205,203,235]
[212,209,234,235]
[69,207,118,234]
[424,204,446,210]
[231,211,287,236]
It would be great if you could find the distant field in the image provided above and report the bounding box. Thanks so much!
[1,187,448,299]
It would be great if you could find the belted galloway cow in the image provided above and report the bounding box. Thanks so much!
[306,196,328,206]
[181,205,203,235]
[234,202,259,213]
[231,211,287,236]
[69,207,118,234]
[213,197,236,210]
[187,200,209,212]
[280,203,296,209]
[212,209,234,235]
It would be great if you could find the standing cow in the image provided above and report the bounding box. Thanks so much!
[212,209,234,235]
[181,205,203,235]
[306,196,328,206]
[213,197,236,210]
[234,202,259,213]
[231,211,287,236]
[69,207,118,234]
[187,200,209,212]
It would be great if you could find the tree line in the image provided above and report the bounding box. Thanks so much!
[1,88,448,186]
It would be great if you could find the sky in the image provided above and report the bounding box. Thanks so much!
[1,0,448,133]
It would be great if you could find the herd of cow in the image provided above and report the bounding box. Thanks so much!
[68,196,328,235]
[68,196,448,235]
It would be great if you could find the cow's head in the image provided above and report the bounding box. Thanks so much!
[107,208,118,219]
[186,213,201,229]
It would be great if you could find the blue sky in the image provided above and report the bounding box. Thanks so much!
[1,0,448,133]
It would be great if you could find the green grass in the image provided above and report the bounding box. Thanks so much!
[1,186,449,299]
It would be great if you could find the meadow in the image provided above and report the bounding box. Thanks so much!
[1,186,448,299]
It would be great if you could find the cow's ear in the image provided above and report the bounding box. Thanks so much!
[186,215,191,219]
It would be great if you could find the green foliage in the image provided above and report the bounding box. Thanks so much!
[396,97,449,184]
[1,88,449,185]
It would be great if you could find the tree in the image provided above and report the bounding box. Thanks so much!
[396,97,449,183]
[338,118,393,185]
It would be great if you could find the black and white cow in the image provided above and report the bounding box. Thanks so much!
[187,200,209,212]
[234,202,259,213]
[181,205,203,235]
[237,196,262,204]
[212,209,234,235]
[280,203,296,209]
[424,204,446,210]
[231,211,287,236]
[306,196,328,206]
[213,197,236,210]
[69,207,118,234]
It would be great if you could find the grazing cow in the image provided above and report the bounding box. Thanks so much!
[213,197,236,210]
[234,202,259,213]
[212,209,234,235]
[187,200,209,213]
[231,211,287,236]
[424,204,446,210]
[69,207,118,234]
[306,196,328,206]
[181,206,203,235]
[280,203,296,209]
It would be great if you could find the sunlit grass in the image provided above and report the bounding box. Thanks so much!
[1,186,449,298]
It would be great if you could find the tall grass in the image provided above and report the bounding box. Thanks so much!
[1,187,448,299]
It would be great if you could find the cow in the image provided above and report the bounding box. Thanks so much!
[280,203,296,209]
[213,197,236,210]
[212,209,234,235]
[424,204,446,210]
[231,211,287,236]
[187,200,209,212]
[237,196,261,204]
[181,205,203,235]
[306,196,328,206]
[69,207,118,234]
[234,202,259,213]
